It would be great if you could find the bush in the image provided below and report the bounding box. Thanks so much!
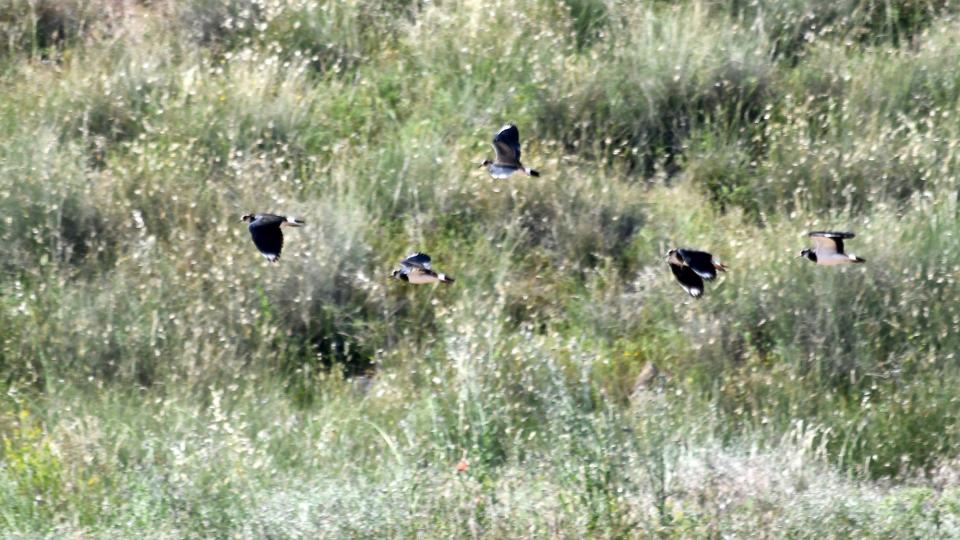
[0,0,123,60]
[538,2,773,173]
[0,126,110,273]
[725,0,952,62]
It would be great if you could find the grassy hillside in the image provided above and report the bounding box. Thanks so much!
[2,0,960,536]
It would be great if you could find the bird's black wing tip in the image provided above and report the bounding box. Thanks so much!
[676,249,718,280]
[808,231,856,239]
[494,124,520,142]
[402,252,433,268]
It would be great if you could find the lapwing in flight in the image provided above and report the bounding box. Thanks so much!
[800,231,866,265]
[666,248,728,298]
[481,124,540,179]
[240,213,304,262]
[391,252,455,285]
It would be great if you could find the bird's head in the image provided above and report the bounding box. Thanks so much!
[240,214,255,223]
[798,248,813,260]
[664,248,680,264]
[480,159,493,168]
[390,269,403,281]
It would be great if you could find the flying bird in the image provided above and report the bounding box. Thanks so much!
[240,213,304,262]
[390,252,455,285]
[799,231,866,265]
[480,124,540,179]
[666,248,728,298]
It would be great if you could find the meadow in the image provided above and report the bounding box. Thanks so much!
[2,0,960,537]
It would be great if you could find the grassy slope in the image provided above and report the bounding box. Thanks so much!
[2,0,960,537]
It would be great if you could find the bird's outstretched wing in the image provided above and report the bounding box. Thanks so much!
[249,217,284,261]
[492,124,521,165]
[401,252,432,270]
[808,231,855,238]
[677,248,720,281]
[669,262,705,297]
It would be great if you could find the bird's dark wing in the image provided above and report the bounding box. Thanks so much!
[808,231,855,239]
[492,124,521,165]
[677,248,719,281]
[669,262,705,298]
[401,252,432,270]
[253,214,285,226]
[248,218,284,259]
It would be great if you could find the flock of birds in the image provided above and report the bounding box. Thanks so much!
[241,124,866,297]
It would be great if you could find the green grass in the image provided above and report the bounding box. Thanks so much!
[2,0,960,536]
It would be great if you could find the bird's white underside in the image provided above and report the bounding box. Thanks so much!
[404,271,450,284]
[487,164,519,178]
[406,272,439,284]
[815,252,859,265]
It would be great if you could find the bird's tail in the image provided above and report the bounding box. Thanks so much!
[284,216,305,227]
[525,168,540,177]
[439,273,455,284]
[850,255,866,264]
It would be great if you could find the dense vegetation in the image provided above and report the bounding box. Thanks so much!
[2,0,960,536]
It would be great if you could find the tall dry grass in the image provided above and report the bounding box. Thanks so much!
[2,0,960,536]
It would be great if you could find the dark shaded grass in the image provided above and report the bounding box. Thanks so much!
[729,0,953,61]
[0,0,124,60]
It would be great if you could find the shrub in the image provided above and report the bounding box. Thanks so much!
[0,0,124,60]
[725,0,952,62]
[0,126,110,272]
[537,2,773,173]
